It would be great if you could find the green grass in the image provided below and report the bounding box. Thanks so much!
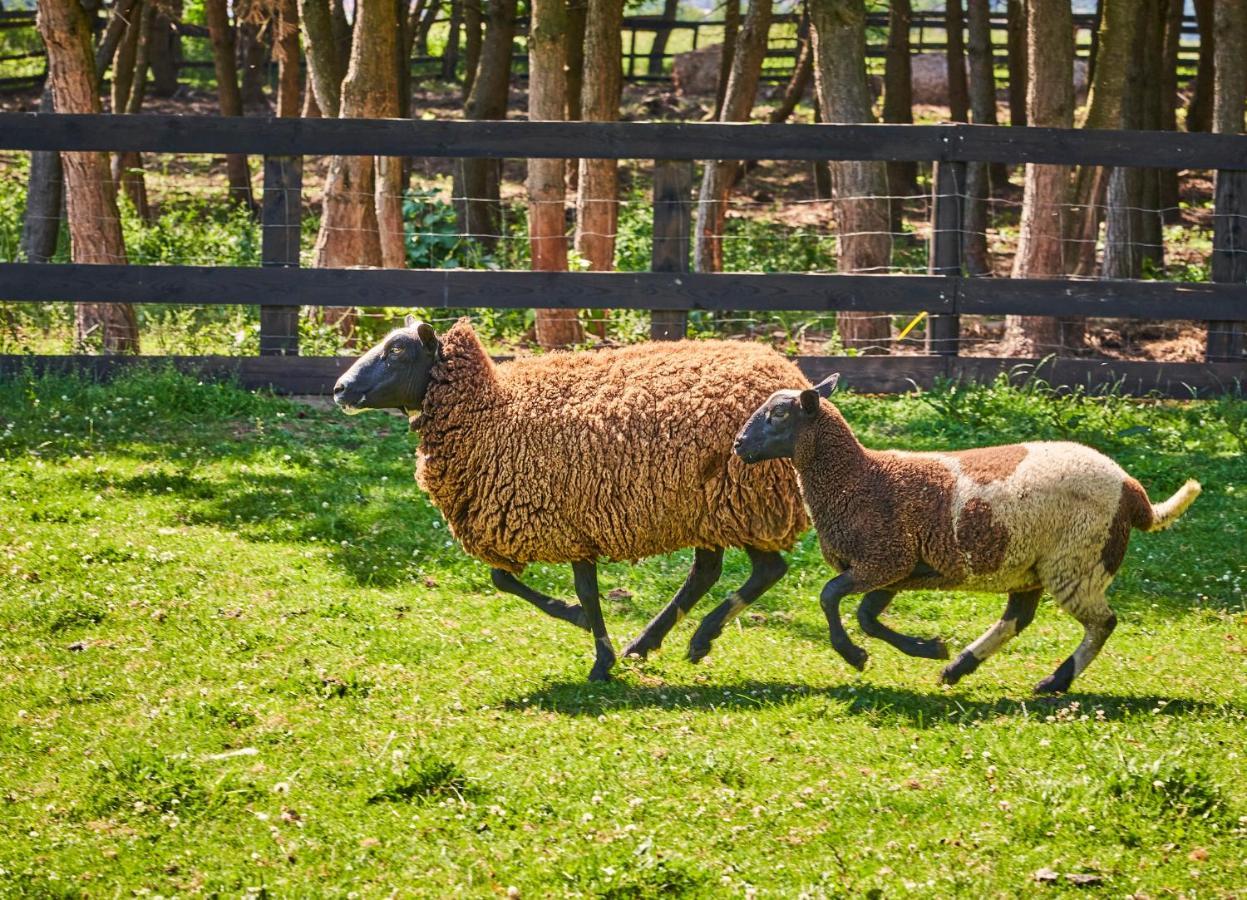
[0,368,1245,896]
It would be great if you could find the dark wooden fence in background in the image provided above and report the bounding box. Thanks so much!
[0,113,1244,397]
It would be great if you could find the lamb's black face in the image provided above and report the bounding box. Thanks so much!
[733,373,840,463]
[333,317,439,414]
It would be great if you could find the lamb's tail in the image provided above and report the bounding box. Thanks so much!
[1130,478,1201,532]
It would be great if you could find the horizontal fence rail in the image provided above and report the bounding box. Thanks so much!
[4,114,1247,168]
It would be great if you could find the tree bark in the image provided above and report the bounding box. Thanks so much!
[301,0,345,117]
[963,0,996,276]
[1158,0,1182,216]
[882,0,915,218]
[238,18,269,111]
[1213,0,1247,137]
[443,0,463,80]
[810,0,892,352]
[455,0,517,248]
[945,0,968,123]
[37,0,137,353]
[565,0,587,123]
[463,0,482,100]
[274,0,301,117]
[1186,0,1214,132]
[147,0,180,96]
[646,0,678,77]
[204,0,256,209]
[1007,0,1076,355]
[574,0,623,276]
[20,87,63,263]
[1069,0,1139,277]
[694,0,772,274]
[1136,0,1164,271]
[113,0,154,219]
[713,0,741,122]
[527,0,581,348]
[1005,0,1026,127]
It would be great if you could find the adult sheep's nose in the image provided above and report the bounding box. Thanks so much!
[332,375,349,402]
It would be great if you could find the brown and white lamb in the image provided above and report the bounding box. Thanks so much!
[707,374,1201,694]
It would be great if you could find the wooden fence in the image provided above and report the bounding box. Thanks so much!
[1,113,1245,397]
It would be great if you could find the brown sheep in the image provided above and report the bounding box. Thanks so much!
[718,374,1201,694]
[333,317,809,681]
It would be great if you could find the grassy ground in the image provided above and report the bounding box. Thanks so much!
[0,369,1245,897]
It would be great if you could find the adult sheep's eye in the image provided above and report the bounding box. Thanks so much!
[387,346,404,359]
[771,407,788,422]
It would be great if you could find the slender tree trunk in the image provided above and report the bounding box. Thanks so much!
[443,0,463,80]
[1186,0,1214,132]
[945,0,968,123]
[37,0,137,353]
[331,0,351,66]
[114,0,154,219]
[1069,0,1139,277]
[1157,0,1182,215]
[769,20,811,125]
[647,0,678,77]
[204,0,256,209]
[455,0,517,248]
[810,0,892,352]
[527,0,581,348]
[398,0,415,119]
[415,0,439,55]
[575,0,623,276]
[463,0,482,99]
[147,0,180,96]
[301,0,345,116]
[274,0,301,116]
[565,0,587,123]
[695,0,772,274]
[882,0,915,223]
[713,0,741,121]
[811,96,831,200]
[1007,0,1076,355]
[1005,0,1026,127]
[21,86,63,263]
[963,0,997,276]
[109,0,141,115]
[1137,0,1164,272]
[238,18,269,111]
[1213,0,1247,137]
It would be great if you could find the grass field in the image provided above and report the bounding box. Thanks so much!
[1,368,1245,897]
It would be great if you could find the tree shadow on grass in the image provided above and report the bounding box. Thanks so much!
[504,678,1242,727]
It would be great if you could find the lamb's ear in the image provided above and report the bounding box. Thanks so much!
[800,389,821,416]
[416,322,437,349]
[405,313,418,329]
[814,373,840,398]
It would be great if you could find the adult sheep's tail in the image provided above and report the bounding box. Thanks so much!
[1131,478,1201,532]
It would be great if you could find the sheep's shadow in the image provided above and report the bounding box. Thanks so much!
[502,678,1239,727]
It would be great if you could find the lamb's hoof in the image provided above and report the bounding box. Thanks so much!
[1034,674,1071,695]
[838,645,869,672]
[940,664,963,686]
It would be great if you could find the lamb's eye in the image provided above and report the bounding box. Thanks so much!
[771,407,788,422]
[387,345,403,359]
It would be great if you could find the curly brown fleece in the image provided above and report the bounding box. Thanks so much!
[415,320,809,573]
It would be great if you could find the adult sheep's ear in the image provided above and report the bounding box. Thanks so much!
[814,373,840,398]
[416,322,438,349]
[800,389,821,416]
[405,313,418,329]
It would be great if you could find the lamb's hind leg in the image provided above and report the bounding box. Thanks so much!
[857,590,950,660]
[621,547,724,660]
[1035,587,1116,695]
[687,547,788,663]
[942,588,1042,685]
[490,568,589,631]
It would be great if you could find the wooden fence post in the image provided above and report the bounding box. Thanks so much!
[1207,169,1247,363]
[259,154,302,356]
[926,159,964,356]
[650,159,693,340]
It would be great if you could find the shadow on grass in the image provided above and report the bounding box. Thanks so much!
[505,679,1241,726]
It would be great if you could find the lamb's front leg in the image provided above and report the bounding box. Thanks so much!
[820,572,869,671]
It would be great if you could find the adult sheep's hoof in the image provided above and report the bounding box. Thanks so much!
[686,639,712,664]
[928,638,951,661]
[587,666,613,682]
[620,637,651,661]
[838,644,869,672]
[1034,674,1070,695]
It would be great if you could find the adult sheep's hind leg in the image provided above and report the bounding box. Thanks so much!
[941,588,1042,685]
[621,547,724,661]
[1035,588,1117,695]
[687,547,788,663]
[573,560,617,682]
[490,568,589,631]
[857,590,950,660]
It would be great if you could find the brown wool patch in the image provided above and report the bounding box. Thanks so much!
[956,498,1010,575]
[950,445,1029,485]
[1101,482,1136,574]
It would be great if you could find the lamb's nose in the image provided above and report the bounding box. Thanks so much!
[332,378,348,399]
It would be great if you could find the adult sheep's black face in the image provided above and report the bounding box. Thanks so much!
[333,316,439,415]
[733,374,839,463]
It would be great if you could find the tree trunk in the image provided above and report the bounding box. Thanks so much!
[109,0,141,115]
[527,0,581,348]
[1137,0,1164,272]
[37,0,137,353]
[1186,0,1214,132]
[415,0,439,55]
[455,0,517,248]
[238,19,269,111]
[694,0,771,274]
[574,0,623,278]
[565,0,586,123]
[20,86,63,263]
[204,0,256,209]
[1007,0,1075,355]
[114,0,154,219]
[1213,0,1247,137]
[1069,0,1139,277]
[463,0,482,100]
[442,0,463,80]
[1005,0,1026,127]
[810,0,891,352]
[713,0,741,121]
[1157,0,1182,214]
[147,0,180,96]
[963,0,997,276]
[882,0,915,220]
[811,97,831,200]
[301,0,345,116]
[274,0,301,116]
[945,0,968,123]
[646,0,678,77]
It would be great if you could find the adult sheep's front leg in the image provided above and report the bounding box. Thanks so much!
[821,572,869,671]
[573,560,617,682]
[490,568,589,631]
